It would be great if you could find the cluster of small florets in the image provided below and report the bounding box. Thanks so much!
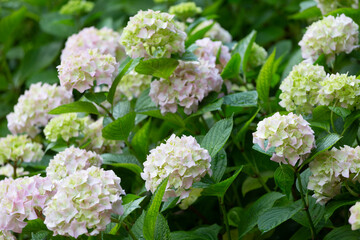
[60,27,125,61]
[317,73,360,110]
[58,48,119,93]
[60,0,94,16]
[279,61,326,113]
[299,14,359,63]
[44,113,86,142]
[120,9,187,59]
[149,60,222,114]
[118,71,152,100]
[194,37,231,72]
[0,164,28,178]
[43,166,125,238]
[253,112,315,166]
[315,0,358,14]
[169,2,202,20]
[0,230,16,240]
[349,202,360,230]
[46,147,102,182]
[248,43,267,69]
[141,134,212,201]
[194,20,232,43]
[6,83,73,137]
[0,135,43,165]
[0,175,53,233]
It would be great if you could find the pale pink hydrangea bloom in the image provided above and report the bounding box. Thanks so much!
[349,202,360,230]
[299,14,359,63]
[61,26,125,61]
[6,83,73,137]
[194,37,231,72]
[46,146,102,182]
[57,48,119,93]
[0,176,53,233]
[0,230,16,240]
[253,112,315,166]
[141,134,212,201]
[149,60,222,114]
[43,166,125,238]
[193,20,232,43]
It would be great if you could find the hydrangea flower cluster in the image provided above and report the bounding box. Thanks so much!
[248,43,267,69]
[141,134,212,201]
[0,164,28,178]
[349,202,360,230]
[118,71,152,100]
[279,61,326,113]
[178,188,203,210]
[60,0,94,16]
[43,166,125,238]
[149,60,222,114]
[0,135,43,165]
[0,176,53,233]
[317,73,360,110]
[315,0,358,14]
[6,83,73,137]
[169,2,202,20]
[253,112,315,166]
[194,20,232,43]
[44,113,86,142]
[46,147,102,182]
[0,230,15,240]
[194,37,231,72]
[120,9,187,59]
[58,48,119,93]
[299,14,359,63]
[60,27,125,61]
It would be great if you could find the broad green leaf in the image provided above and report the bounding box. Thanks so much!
[135,88,158,113]
[324,200,357,221]
[170,224,221,240]
[292,197,325,227]
[174,45,198,61]
[310,121,330,132]
[257,200,302,232]
[201,167,242,197]
[220,53,241,79]
[185,22,215,47]
[135,58,179,79]
[31,231,49,240]
[143,178,169,240]
[290,227,312,240]
[329,106,351,120]
[223,91,258,107]
[242,171,273,196]
[154,213,171,240]
[84,92,107,105]
[201,117,233,158]
[281,49,302,81]
[324,225,360,240]
[102,112,136,140]
[296,168,311,194]
[211,148,227,183]
[344,110,360,130]
[113,101,131,119]
[289,6,322,20]
[138,109,185,127]
[274,165,294,198]
[256,50,276,105]
[22,219,48,233]
[238,192,285,238]
[305,133,342,164]
[228,207,244,227]
[132,119,151,162]
[49,101,99,115]
[101,153,143,174]
[252,142,276,157]
[39,12,77,38]
[0,7,26,43]
[312,105,331,122]
[188,98,224,118]
[236,107,260,144]
[232,30,257,74]
[161,197,179,212]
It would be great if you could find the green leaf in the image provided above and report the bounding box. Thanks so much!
[252,142,276,157]
[188,98,224,118]
[186,22,215,47]
[257,200,302,233]
[289,6,322,20]
[292,197,325,227]
[84,92,107,105]
[102,112,136,140]
[236,107,260,144]
[329,106,351,120]
[325,200,357,221]
[39,12,77,38]
[305,133,342,164]
[274,165,294,198]
[132,119,151,162]
[135,58,179,79]
[0,7,26,43]
[161,197,179,212]
[223,91,258,107]
[135,88,158,113]
[143,178,169,240]
[22,219,48,233]
[220,53,241,79]
[309,121,330,132]
[238,192,285,238]
[211,148,227,183]
[201,167,242,197]
[170,224,221,240]
[113,101,131,119]
[232,30,257,74]
[201,117,233,158]
[154,213,171,240]
[296,168,311,194]
[324,225,360,240]
[48,101,99,115]
[101,153,143,175]
[31,231,49,240]
[256,50,276,105]
[312,105,331,121]
[344,110,360,130]
[242,171,273,196]
[140,110,185,127]
[174,45,198,61]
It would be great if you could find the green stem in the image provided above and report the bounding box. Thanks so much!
[122,222,138,240]
[295,170,316,240]
[345,181,360,197]
[200,115,209,131]
[330,109,337,134]
[98,103,115,121]
[218,196,231,240]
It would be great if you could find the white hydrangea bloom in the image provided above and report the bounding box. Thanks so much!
[141,134,212,201]
[0,164,28,178]
[0,135,43,165]
[299,14,359,63]
[194,20,232,43]
[317,73,360,110]
[0,230,16,240]
[46,146,102,182]
[349,202,360,230]
[149,60,222,115]
[118,71,152,100]
[120,9,187,59]
[6,83,73,137]
[43,166,125,238]
[61,27,125,61]
[253,112,315,166]
[279,61,326,113]
[315,0,358,15]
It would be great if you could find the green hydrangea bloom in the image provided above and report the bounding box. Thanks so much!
[44,113,86,142]
[60,0,94,15]
[248,43,267,69]
[118,71,152,100]
[179,188,203,210]
[169,2,202,20]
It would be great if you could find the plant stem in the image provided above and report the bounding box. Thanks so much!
[98,103,115,121]
[122,222,138,240]
[330,109,337,134]
[295,171,316,240]
[200,115,209,131]
[345,181,360,197]
[218,196,231,240]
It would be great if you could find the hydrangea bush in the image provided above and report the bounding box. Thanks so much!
[3,0,360,239]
